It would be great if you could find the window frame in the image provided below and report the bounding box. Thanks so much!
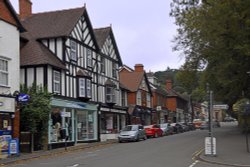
[87,49,92,67]
[53,70,61,94]
[106,86,115,103]
[136,90,142,105]
[0,58,8,86]
[78,77,92,99]
[112,62,117,78]
[100,56,105,73]
[70,40,77,62]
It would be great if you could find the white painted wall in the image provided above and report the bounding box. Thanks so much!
[0,21,20,94]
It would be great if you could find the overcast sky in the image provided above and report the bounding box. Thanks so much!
[11,0,185,72]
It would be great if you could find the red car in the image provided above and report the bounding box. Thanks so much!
[144,124,163,138]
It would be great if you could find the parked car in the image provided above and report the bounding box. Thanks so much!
[179,122,190,132]
[200,121,209,130]
[144,124,163,138]
[170,123,184,133]
[193,119,203,129]
[160,123,174,135]
[118,125,147,143]
[187,122,196,131]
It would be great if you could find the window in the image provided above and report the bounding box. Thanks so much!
[100,57,105,73]
[112,62,117,78]
[0,59,8,86]
[86,79,91,98]
[147,93,151,107]
[78,77,92,99]
[106,86,115,103]
[53,70,61,94]
[70,40,77,61]
[79,78,85,97]
[87,49,92,67]
[136,90,142,105]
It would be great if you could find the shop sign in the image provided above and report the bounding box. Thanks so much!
[8,139,19,155]
[0,97,14,112]
[61,111,71,117]
[17,94,30,103]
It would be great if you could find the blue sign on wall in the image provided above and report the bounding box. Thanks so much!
[17,94,30,103]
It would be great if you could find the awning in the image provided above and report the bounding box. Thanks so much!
[51,98,97,111]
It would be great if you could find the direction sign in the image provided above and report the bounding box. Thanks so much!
[213,104,228,110]
[17,94,30,103]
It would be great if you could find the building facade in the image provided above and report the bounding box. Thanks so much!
[0,0,25,157]
[19,1,100,148]
[119,64,153,125]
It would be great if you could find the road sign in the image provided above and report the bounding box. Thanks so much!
[205,137,216,155]
[17,94,30,103]
[213,104,228,110]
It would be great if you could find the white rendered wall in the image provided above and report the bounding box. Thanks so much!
[0,21,20,94]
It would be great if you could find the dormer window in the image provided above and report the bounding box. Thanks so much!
[77,69,92,101]
[70,40,77,62]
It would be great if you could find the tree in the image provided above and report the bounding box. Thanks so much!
[170,0,250,108]
[20,84,52,150]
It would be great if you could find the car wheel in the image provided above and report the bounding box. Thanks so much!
[118,139,122,143]
[135,135,139,142]
[154,132,158,138]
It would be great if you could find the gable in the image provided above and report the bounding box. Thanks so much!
[0,0,25,31]
[69,12,98,50]
[94,27,122,66]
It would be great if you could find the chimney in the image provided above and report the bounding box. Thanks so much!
[134,64,144,72]
[19,0,32,20]
[166,80,172,91]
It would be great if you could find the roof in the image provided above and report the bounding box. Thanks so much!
[1,0,25,32]
[21,7,85,39]
[20,39,66,69]
[119,71,144,92]
[94,26,123,66]
[20,6,99,69]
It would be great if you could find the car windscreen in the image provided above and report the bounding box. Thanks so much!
[122,125,138,131]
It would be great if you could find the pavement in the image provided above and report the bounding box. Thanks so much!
[197,122,250,167]
[1,122,250,167]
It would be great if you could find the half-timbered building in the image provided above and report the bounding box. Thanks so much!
[94,27,128,141]
[19,0,100,148]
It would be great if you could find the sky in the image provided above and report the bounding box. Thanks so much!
[10,0,185,72]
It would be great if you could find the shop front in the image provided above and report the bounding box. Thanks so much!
[49,98,98,149]
[99,105,127,141]
[0,95,15,158]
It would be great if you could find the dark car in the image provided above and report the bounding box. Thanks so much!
[170,123,184,133]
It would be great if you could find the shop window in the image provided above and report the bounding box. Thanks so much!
[50,107,73,143]
[77,110,96,141]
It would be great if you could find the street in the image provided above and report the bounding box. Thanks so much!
[9,122,238,167]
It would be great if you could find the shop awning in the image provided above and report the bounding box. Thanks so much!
[51,98,97,111]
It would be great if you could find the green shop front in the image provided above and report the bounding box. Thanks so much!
[49,98,98,149]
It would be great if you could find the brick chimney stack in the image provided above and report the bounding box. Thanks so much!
[134,64,144,72]
[19,0,32,20]
[166,80,172,91]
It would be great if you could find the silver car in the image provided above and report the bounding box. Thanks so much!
[118,125,147,143]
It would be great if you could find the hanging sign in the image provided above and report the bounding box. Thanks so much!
[17,94,30,103]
